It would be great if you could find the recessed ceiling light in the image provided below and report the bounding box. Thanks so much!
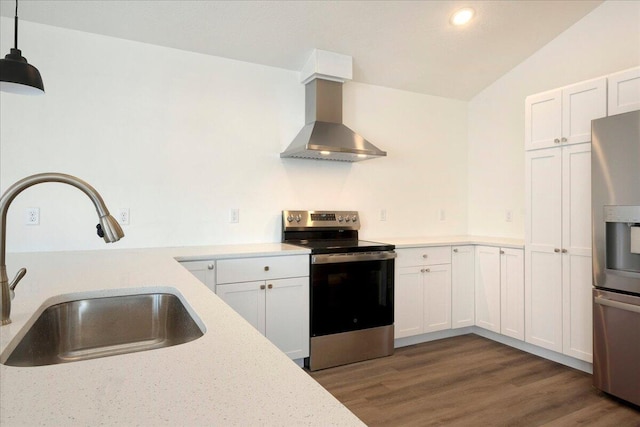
[451,7,475,26]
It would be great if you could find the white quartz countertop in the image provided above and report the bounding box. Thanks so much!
[380,235,524,249]
[0,244,364,426]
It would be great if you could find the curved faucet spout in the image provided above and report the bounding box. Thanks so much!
[1,172,124,325]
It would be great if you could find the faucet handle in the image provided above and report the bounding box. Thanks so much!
[9,268,27,299]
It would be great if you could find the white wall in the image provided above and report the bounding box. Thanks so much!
[467,0,640,238]
[0,18,468,252]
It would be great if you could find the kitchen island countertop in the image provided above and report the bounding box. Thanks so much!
[0,244,364,426]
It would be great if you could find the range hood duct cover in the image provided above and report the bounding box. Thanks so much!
[281,79,386,162]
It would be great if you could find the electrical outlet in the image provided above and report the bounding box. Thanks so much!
[229,208,239,223]
[117,208,130,225]
[505,210,513,222]
[380,209,387,221]
[25,207,40,225]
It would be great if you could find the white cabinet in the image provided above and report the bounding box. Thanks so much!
[180,260,216,292]
[475,246,525,339]
[451,246,475,328]
[525,142,592,362]
[608,67,640,115]
[216,255,309,360]
[395,247,451,338]
[500,248,524,341]
[525,77,607,151]
[475,246,501,333]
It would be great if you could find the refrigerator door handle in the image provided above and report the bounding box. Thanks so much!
[594,296,640,314]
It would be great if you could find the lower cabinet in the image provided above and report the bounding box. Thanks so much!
[395,247,452,338]
[217,277,309,360]
[475,246,501,333]
[475,246,524,340]
[451,246,475,328]
[500,248,525,341]
[181,255,310,360]
[180,260,216,292]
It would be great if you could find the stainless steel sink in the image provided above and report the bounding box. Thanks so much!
[2,293,204,367]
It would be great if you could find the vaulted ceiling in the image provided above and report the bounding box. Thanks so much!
[0,0,602,100]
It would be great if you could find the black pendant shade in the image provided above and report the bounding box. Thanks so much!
[0,0,44,95]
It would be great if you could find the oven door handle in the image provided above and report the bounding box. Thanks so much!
[312,251,397,264]
[594,296,640,314]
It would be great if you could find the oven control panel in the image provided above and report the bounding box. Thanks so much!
[282,210,360,230]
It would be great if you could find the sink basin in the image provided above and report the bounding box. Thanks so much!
[3,293,204,367]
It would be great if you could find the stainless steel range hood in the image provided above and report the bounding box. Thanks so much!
[280,79,387,162]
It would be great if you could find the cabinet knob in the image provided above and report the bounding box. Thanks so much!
[264,266,270,272]
[420,268,425,273]
[207,264,214,270]
[425,268,430,273]
[554,138,560,144]
[268,284,273,289]
[453,248,458,253]
[422,254,428,259]
[562,248,568,253]
[500,250,505,255]
[561,137,567,143]
[260,284,266,290]
[554,248,561,253]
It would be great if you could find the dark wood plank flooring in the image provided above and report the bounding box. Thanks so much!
[309,335,640,426]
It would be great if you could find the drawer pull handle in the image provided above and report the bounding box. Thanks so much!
[264,266,270,272]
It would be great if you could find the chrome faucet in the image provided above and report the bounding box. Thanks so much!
[0,173,124,325]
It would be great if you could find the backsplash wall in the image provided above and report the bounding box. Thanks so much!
[0,18,468,252]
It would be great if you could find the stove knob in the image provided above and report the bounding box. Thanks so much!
[286,215,294,222]
[295,215,302,223]
[345,216,351,222]
[351,215,357,222]
[337,215,344,222]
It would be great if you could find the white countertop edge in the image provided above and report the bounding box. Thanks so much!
[378,235,525,249]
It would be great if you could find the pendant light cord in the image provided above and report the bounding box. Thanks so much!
[14,0,19,50]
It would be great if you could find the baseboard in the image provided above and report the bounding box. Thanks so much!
[394,326,593,374]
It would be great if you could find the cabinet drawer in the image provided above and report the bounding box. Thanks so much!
[217,255,309,284]
[396,246,451,267]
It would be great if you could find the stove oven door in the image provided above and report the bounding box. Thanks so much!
[310,251,395,337]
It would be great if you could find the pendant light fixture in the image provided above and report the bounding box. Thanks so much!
[0,0,44,95]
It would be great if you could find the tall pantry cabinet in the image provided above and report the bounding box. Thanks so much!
[524,77,605,363]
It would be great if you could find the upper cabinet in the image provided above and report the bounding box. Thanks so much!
[608,67,640,116]
[525,77,607,151]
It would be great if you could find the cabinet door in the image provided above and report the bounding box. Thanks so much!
[525,148,563,352]
[562,143,593,362]
[451,246,475,328]
[395,266,425,338]
[265,277,309,359]
[180,260,216,292]
[475,246,501,333]
[501,248,524,341]
[562,78,607,145]
[216,281,266,335]
[608,67,640,115]
[423,264,452,333]
[525,89,561,150]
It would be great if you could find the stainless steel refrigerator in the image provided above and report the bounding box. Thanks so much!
[591,110,640,407]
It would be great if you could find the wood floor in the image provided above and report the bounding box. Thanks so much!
[309,335,640,426]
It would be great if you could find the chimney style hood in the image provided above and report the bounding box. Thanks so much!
[280,50,387,162]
